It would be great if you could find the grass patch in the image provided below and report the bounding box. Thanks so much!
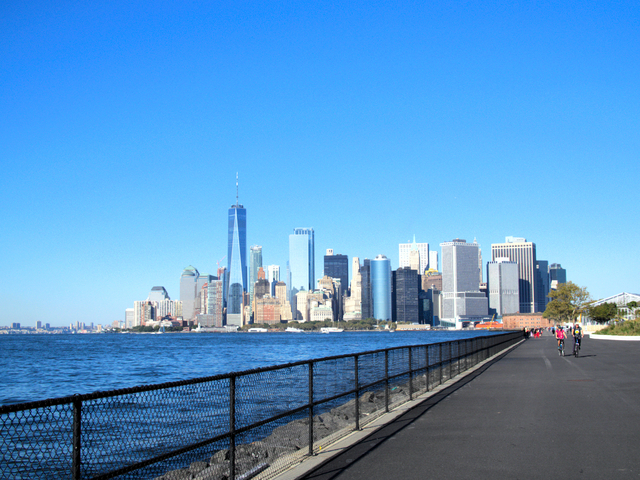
[596,320,640,336]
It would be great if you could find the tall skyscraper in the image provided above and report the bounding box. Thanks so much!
[360,259,372,320]
[399,237,429,274]
[324,249,348,291]
[227,179,247,326]
[491,237,539,313]
[371,255,392,321]
[289,228,315,294]
[440,239,488,328]
[393,267,419,323]
[536,260,550,311]
[249,245,263,314]
[549,263,567,286]
[487,259,519,317]
[180,266,199,321]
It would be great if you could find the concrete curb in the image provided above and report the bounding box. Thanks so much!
[271,339,525,480]
[589,333,640,341]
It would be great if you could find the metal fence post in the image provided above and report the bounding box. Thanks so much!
[230,375,236,480]
[72,396,82,480]
[426,345,430,392]
[308,361,314,456]
[439,343,443,386]
[408,348,413,400]
[385,350,389,413]
[354,355,360,431]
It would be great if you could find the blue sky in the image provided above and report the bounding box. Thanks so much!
[1,1,638,327]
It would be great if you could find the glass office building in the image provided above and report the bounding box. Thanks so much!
[289,228,315,294]
[324,251,348,290]
[371,255,392,321]
[227,203,247,324]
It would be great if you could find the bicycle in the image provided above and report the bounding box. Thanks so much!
[574,337,581,357]
[558,340,565,356]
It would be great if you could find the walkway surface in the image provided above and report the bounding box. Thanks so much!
[294,334,640,480]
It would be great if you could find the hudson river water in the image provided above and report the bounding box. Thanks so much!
[1,330,497,406]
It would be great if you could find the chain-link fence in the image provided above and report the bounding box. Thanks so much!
[0,331,523,479]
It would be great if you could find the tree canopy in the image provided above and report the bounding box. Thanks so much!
[587,302,617,324]
[542,282,592,324]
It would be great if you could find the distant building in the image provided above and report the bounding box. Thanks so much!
[289,228,315,318]
[206,280,224,327]
[148,286,170,303]
[371,255,392,321]
[344,257,363,321]
[429,251,438,272]
[249,246,263,314]
[399,237,429,274]
[289,228,315,293]
[491,237,542,313]
[441,239,489,328]
[360,259,373,320]
[255,296,282,324]
[393,267,420,323]
[536,260,550,311]
[227,183,247,327]
[295,290,310,321]
[125,308,135,328]
[133,300,155,326]
[267,265,280,295]
[180,266,199,321]
[324,249,348,293]
[487,259,519,317]
[422,271,442,291]
[549,263,567,286]
[502,313,552,330]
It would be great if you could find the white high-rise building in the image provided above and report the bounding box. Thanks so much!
[487,259,519,317]
[399,236,429,274]
[491,237,539,313]
[429,251,438,272]
[267,265,280,283]
[440,239,489,328]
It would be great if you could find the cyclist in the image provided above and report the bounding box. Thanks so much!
[555,326,566,355]
[573,323,583,355]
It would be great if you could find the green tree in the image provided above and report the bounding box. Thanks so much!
[587,302,617,324]
[627,301,639,320]
[543,281,592,325]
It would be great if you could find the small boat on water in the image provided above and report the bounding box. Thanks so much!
[285,327,304,333]
[248,328,268,333]
[320,327,344,333]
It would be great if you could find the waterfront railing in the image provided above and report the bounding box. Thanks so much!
[0,331,523,480]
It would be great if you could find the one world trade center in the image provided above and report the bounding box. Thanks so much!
[227,177,247,326]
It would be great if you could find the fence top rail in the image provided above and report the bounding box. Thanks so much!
[0,331,521,413]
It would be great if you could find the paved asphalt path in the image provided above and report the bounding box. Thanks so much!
[297,334,640,480]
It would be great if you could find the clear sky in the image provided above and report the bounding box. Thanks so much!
[1,1,638,327]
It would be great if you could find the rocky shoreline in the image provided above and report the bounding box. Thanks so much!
[155,380,417,480]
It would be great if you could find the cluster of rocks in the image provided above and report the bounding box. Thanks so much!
[154,383,413,480]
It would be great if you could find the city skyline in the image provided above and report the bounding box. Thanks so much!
[1,2,638,327]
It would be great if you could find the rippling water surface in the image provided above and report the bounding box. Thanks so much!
[1,330,496,405]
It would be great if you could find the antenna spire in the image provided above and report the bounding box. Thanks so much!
[236,172,239,206]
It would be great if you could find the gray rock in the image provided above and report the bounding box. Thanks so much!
[189,461,209,474]
[193,462,229,480]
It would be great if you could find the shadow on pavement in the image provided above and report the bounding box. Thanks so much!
[298,345,520,480]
